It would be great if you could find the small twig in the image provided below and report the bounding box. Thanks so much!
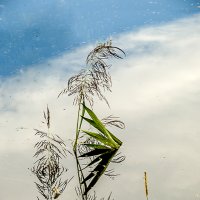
[144,171,149,200]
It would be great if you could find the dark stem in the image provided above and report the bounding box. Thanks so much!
[73,95,87,199]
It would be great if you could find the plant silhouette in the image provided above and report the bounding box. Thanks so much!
[32,41,125,200]
[31,106,72,200]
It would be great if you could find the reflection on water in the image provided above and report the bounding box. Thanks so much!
[1,12,200,200]
[31,106,71,200]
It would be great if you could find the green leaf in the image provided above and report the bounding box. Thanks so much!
[82,104,118,147]
[82,105,105,132]
[82,130,115,148]
[82,117,101,132]
[107,130,122,146]
[82,117,122,147]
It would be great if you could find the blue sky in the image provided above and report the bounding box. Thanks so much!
[0,0,199,76]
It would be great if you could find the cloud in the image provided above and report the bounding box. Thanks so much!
[1,14,200,199]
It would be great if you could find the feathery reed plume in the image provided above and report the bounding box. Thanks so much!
[144,171,149,200]
[58,40,125,106]
[101,115,125,129]
[31,106,72,200]
[58,41,125,199]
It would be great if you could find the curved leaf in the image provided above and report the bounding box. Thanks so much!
[82,130,115,148]
[82,104,119,148]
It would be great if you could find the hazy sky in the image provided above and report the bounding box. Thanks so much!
[1,1,200,200]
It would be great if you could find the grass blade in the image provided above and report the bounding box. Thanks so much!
[82,130,115,148]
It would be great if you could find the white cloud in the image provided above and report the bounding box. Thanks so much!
[1,14,200,199]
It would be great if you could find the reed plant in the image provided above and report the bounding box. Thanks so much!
[31,41,125,200]
[31,106,72,200]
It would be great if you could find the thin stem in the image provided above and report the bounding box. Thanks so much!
[73,94,88,200]
[47,125,53,200]
[74,150,87,200]
[73,93,85,151]
[73,102,81,151]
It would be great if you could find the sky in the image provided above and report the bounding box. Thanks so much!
[0,0,199,76]
[1,1,200,200]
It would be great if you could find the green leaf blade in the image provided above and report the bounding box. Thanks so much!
[83,105,114,141]
[82,130,115,148]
